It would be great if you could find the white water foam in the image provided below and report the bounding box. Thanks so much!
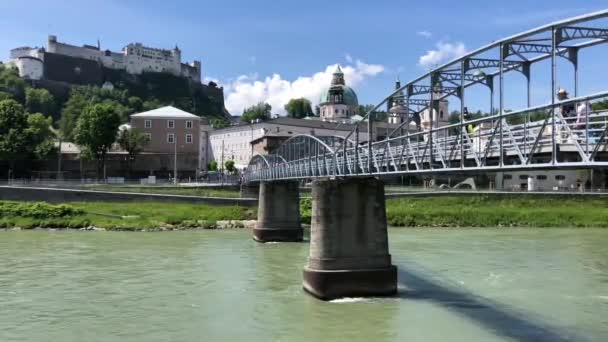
[329,297,369,303]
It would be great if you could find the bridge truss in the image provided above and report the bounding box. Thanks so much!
[245,10,608,182]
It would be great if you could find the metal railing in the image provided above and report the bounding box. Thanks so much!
[244,93,608,182]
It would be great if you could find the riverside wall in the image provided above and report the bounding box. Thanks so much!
[0,186,257,207]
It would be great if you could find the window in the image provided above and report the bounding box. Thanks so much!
[144,133,151,141]
[167,133,175,143]
[519,175,529,180]
[167,120,175,128]
[555,175,566,180]
[186,120,193,129]
[504,174,512,180]
[186,134,193,144]
[536,175,547,180]
[144,120,152,128]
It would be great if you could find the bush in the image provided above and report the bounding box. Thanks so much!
[0,201,83,218]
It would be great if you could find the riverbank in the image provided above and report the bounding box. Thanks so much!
[0,201,256,231]
[2,195,608,231]
[302,195,608,228]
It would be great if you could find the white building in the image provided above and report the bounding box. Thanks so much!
[8,35,201,82]
[207,117,372,170]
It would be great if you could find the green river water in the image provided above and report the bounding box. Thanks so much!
[1,228,607,341]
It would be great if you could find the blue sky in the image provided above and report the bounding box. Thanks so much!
[1,0,607,115]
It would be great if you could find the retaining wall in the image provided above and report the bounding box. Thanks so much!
[0,186,257,207]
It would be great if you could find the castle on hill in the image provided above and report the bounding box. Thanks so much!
[8,35,201,83]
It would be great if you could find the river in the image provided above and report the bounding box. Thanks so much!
[1,228,607,341]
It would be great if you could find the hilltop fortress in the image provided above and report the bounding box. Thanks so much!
[9,35,201,83]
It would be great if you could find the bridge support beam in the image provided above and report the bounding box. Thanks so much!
[303,177,397,300]
[253,181,303,242]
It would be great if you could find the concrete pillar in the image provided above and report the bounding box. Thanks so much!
[253,181,302,242]
[240,183,259,199]
[303,177,397,300]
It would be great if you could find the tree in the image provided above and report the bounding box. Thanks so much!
[73,103,121,179]
[25,88,56,118]
[224,160,236,174]
[208,160,218,171]
[593,100,608,111]
[241,102,271,122]
[0,65,25,103]
[284,98,313,118]
[211,118,230,129]
[117,127,150,177]
[60,89,89,140]
[25,113,56,160]
[60,86,134,140]
[0,100,29,169]
[127,96,143,112]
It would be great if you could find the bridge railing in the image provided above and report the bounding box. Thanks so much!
[244,91,608,182]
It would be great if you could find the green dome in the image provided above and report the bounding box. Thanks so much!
[319,85,359,106]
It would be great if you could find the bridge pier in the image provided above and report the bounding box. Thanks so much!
[303,177,397,300]
[253,181,303,242]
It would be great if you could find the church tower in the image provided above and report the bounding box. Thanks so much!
[318,65,359,122]
[388,78,407,124]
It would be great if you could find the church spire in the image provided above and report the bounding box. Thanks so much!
[331,64,345,86]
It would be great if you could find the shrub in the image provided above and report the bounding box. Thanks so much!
[0,201,83,218]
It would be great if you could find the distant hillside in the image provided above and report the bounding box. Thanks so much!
[34,52,232,122]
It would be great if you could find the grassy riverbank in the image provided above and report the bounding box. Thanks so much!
[301,196,608,228]
[2,195,608,230]
[0,201,255,231]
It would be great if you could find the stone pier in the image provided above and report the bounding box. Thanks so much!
[253,181,303,242]
[303,177,397,300]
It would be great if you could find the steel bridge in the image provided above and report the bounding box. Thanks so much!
[244,10,608,183]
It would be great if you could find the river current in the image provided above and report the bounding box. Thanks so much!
[1,228,607,341]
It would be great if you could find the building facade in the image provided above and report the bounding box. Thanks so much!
[207,117,373,170]
[130,106,202,171]
[318,65,359,121]
[8,35,201,82]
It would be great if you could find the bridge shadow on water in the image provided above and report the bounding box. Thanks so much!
[395,264,586,342]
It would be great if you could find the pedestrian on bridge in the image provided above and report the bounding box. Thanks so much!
[558,88,575,119]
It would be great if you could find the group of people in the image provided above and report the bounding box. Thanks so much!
[461,88,592,138]
[557,88,591,130]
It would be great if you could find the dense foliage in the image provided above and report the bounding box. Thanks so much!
[284,98,313,118]
[73,103,122,176]
[0,201,83,218]
[224,160,236,173]
[117,128,150,176]
[0,99,56,168]
[241,102,271,122]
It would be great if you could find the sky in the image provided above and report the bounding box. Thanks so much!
[1,0,608,116]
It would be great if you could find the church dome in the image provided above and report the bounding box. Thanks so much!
[319,85,359,106]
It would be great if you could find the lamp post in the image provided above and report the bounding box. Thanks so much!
[173,134,177,185]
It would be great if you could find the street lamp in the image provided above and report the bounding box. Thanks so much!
[173,134,177,185]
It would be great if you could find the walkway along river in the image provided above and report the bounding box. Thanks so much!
[1,228,607,341]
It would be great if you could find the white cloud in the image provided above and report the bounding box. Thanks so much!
[222,60,385,116]
[417,30,432,38]
[248,56,256,65]
[418,41,467,69]
[345,53,353,63]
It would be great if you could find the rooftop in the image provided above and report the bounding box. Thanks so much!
[131,106,200,119]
